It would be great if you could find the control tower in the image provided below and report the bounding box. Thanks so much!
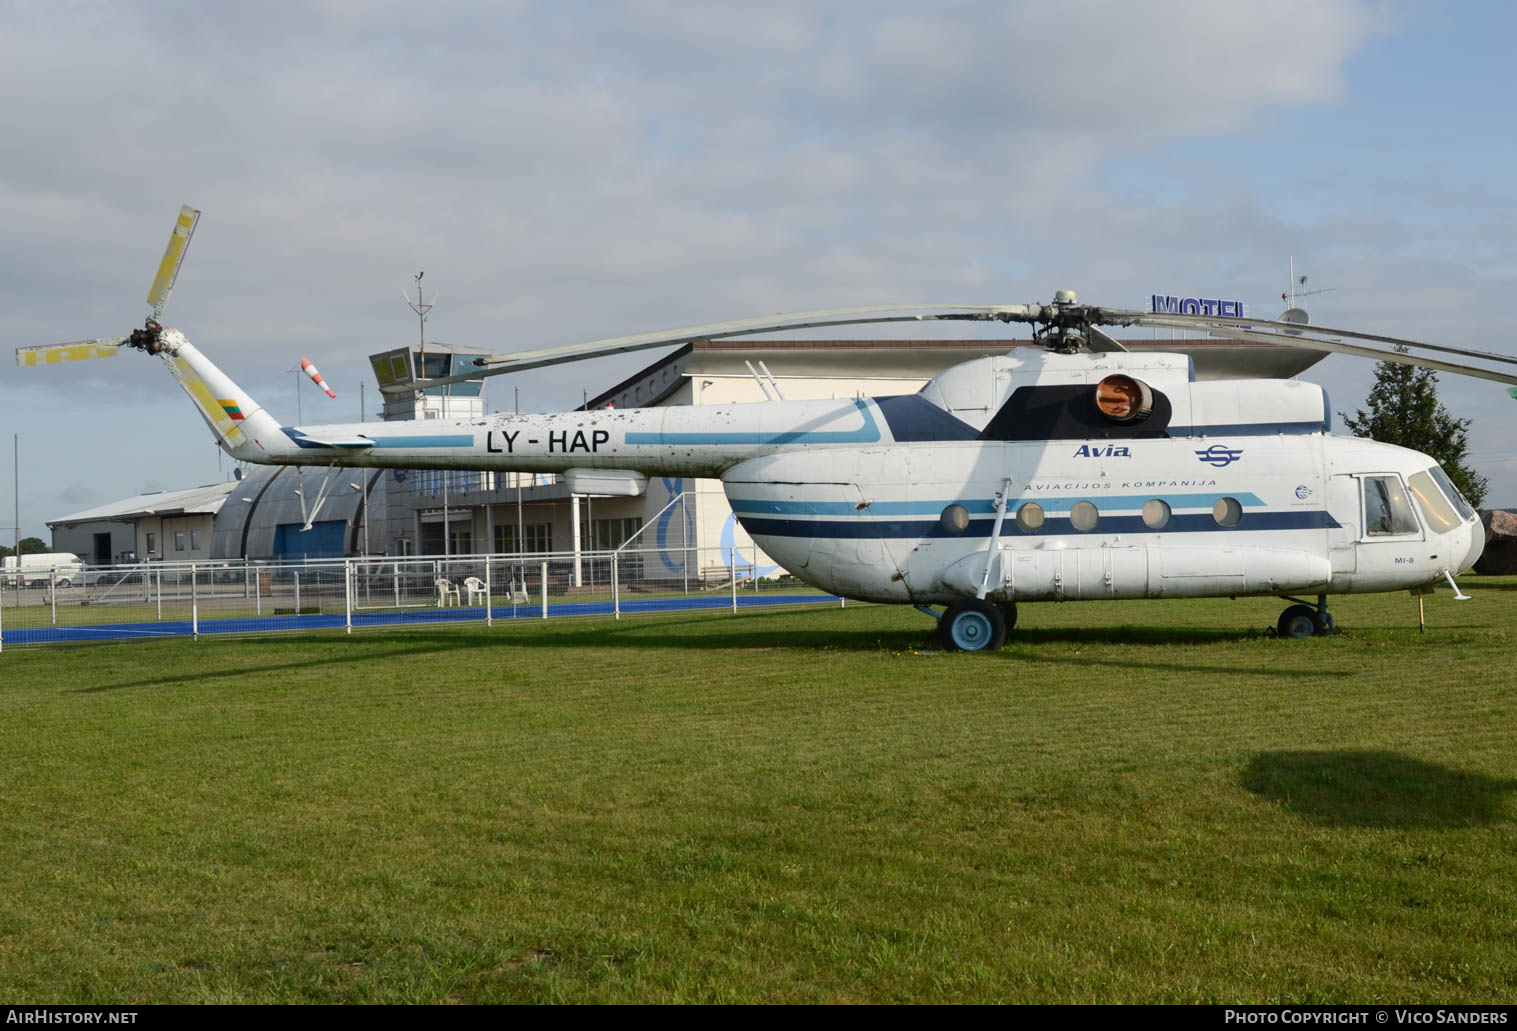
[368,343,493,422]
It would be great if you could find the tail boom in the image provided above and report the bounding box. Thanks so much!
[158,330,282,462]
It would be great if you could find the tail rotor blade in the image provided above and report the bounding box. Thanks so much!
[16,339,126,367]
[146,205,200,319]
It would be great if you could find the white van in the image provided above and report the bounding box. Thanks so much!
[1,553,85,588]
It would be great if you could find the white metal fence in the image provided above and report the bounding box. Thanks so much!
[0,547,843,649]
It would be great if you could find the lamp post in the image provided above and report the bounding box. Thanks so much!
[13,433,19,561]
[349,481,369,558]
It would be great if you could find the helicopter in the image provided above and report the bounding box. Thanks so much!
[18,207,1517,651]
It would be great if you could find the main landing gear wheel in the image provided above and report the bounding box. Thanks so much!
[938,599,1008,652]
[1277,604,1334,638]
[999,602,1018,631]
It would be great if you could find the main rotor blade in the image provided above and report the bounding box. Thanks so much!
[146,205,200,319]
[1126,311,1517,369]
[1172,324,1517,387]
[16,339,126,366]
[389,303,1037,395]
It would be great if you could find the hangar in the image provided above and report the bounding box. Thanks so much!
[47,481,236,565]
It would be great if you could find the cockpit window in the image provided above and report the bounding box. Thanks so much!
[1407,470,1461,534]
[1426,465,1476,521]
[1363,476,1420,536]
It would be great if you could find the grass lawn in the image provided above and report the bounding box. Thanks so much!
[1,580,1515,1003]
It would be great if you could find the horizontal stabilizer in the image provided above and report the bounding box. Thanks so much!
[16,339,125,366]
[283,428,376,449]
[299,436,375,449]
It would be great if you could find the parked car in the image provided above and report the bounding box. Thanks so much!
[1,553,86,588]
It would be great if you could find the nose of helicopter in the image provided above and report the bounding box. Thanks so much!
[1457,517,1485,574]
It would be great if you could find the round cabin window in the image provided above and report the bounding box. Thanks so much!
[1213,497,1243,527]
[939,504,970,535]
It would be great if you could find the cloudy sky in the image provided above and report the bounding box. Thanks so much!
[3,0,1516,541]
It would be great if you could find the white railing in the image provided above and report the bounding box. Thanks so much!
[0,547,842,650]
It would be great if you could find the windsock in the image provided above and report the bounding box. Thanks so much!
[300,357,337,399]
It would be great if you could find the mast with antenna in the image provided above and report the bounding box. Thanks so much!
[403,271,434,377]
[403,272,450,558]
[1285,257,1335,308]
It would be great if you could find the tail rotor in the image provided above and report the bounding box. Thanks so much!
[15,205,200,368]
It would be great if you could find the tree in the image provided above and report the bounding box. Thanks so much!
[1,539,48,561]
[1341,353,1487,508]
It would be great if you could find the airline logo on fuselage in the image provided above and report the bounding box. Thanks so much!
[1195,444,1244,467]
[1072,444,1131,458]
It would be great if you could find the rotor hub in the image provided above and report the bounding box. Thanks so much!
[127,319,166,355]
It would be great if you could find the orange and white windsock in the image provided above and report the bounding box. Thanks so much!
[300,357,337,399]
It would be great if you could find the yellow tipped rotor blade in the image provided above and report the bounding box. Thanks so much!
[146,204,200,318]
[16,339,125,367]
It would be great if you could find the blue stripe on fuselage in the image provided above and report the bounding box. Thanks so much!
[735,510,1338,539]
[365,434,475,448]
[728,493,1269,517]
[281,428,473,449]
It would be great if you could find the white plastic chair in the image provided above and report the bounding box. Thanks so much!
[435,578,460,606]
[463,576,487,605]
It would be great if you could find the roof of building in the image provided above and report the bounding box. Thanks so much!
[47,481,237,528]
[582,337,1328,409]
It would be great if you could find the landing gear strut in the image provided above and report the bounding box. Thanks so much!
[937,598,1008,652]
[1277,594,1336,638]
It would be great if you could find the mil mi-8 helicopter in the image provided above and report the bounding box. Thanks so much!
[19,207,1517,651]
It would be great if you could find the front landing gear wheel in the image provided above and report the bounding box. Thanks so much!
[1277,604,1331,638]
[938,599,1008,652]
